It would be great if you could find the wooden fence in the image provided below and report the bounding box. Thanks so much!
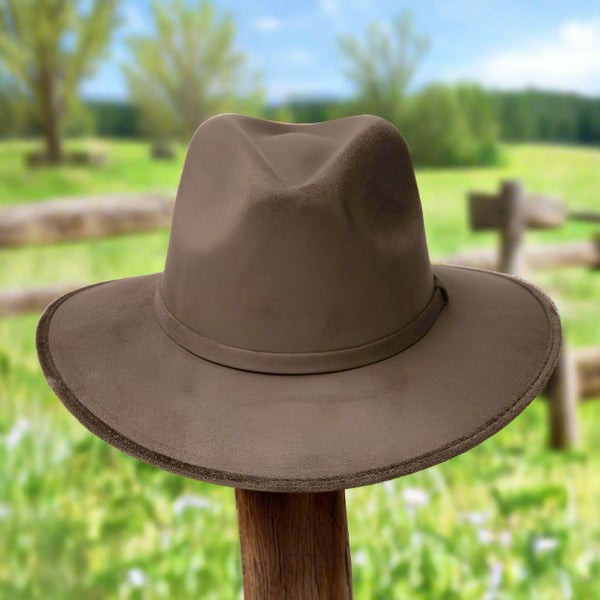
[1,188,598,449]
[0,194,174,318]
[468,179,599,449]
[0,194,174,248]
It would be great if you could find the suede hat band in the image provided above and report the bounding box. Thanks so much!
[153,276,448,375]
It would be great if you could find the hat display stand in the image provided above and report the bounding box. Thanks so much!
[235,489,352,598]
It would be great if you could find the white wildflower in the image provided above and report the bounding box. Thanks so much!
[127,568,147,588]
[478,529,495,545]
[463,511,489,526]
[160,530,171,549]
[402,488,429,509]
[383,480,396,496]
[354,550,367,567]
[483,561,503,599]
[6,418,31,449]
[499,530,513,547]
[173,494,211,515]
[533,536,559,554]
[559,568,573,599]
[0,502,11,519]
[412,531,424,546]
[489,561,503,587]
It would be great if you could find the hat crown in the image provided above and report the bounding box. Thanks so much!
[160,114,434,366]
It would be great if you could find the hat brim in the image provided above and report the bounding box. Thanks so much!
[36,264,561,492]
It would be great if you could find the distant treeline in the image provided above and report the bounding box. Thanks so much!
[493,90,600,144]
[4,89,600,148]
[81,90,600,146]
[88,101,141,139]
[269,91,600,146]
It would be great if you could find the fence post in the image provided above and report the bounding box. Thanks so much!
[546,343,580,450]
[499,180,527,276]
[235,489,353,599]
[493,180,579,450]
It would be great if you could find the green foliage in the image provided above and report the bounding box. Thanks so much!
[0,73,31,137]
[64,99,96,138]
[124,0,264,142]
[263,98,348,124]
[0,140,599,597]
[401,83,500,167]
[337,14,499,166]
[262,98,349,125]
[87,100,142,139]
[456,85,500,147]
[494,90,600,144]
[0,0,119,162]
[0,138,185,205]
[338,11,430,125]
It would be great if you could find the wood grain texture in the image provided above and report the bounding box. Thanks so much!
[469,190,565,231]
[0,193,174,248]
[235,489,353,599]
[0,283,77,318]
[546,344,580,450]
[575,346,600,399]
[2,239,598,319]
[498,180,527,276]
[442,239,600,271]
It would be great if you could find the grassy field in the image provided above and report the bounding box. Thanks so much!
[0,139,599,599]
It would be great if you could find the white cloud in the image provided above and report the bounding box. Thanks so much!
[253,16,282,32]
[286,48,314,66]
[449,18,600,95]
[318,0,374,16]
[318,0,340,16]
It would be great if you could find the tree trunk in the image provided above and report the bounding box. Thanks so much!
[39,61,64,165]
[43,108,64,165]
[235,489,353,599]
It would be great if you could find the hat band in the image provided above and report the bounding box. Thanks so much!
[153,277,448,375]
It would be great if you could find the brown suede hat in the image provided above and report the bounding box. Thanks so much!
[36,114,561,493]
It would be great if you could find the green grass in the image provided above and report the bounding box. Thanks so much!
[0,139,599,599]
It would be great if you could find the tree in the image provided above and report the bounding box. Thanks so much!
[338,12,430,125]
[402,83,499,167]
[0,0,118,164]
[124,0,263,143]
[0,71,27,137]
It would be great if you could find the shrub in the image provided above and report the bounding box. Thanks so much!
[401,83,500,167]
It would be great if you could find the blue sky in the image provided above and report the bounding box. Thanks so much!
[83,0,600,102]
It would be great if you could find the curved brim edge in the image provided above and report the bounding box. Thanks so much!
[35,266,562,493]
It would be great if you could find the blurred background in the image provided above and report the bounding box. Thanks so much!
[0,1,599,598]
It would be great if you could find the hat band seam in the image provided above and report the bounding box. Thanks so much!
[153,277,448,375]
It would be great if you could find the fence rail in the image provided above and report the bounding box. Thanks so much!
[2,241,597,320]
[0,194,174,248]
[1,191,598,450]
[0,283,76,319]
[445,239,600,271]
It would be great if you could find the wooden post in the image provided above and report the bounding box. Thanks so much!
[235,489,353,599]
[498,180,527,276]
[575,346,600,399]
[546,344,580,450]
[468,180,588,451]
